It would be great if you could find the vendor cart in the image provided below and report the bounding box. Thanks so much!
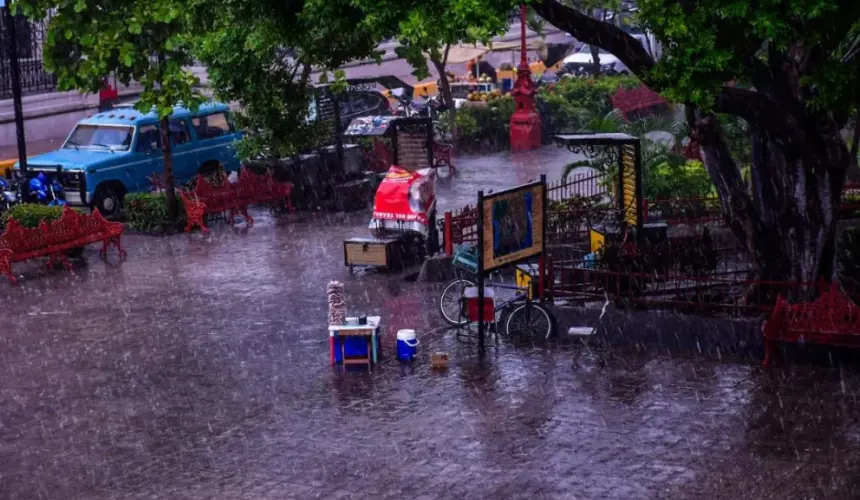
[368,118,440,248]
[343,118,442,272]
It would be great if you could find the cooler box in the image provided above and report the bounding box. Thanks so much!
[464,287,495,323]
[396,329,420,362]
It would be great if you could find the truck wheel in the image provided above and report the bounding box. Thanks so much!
[93,183,124,218]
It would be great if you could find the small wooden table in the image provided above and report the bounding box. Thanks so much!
[328,317,381,369]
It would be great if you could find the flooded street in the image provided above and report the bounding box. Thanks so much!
[2,147,860,499]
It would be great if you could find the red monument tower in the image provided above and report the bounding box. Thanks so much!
[509,4,541,151]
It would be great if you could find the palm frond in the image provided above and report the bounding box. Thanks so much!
[562,159,601,180]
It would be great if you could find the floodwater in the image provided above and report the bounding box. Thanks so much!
[2,147,860,499]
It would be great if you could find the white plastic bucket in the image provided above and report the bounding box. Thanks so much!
[396,329,420,362]
[463,287,495,299]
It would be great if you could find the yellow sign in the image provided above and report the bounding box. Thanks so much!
[482,183,545,271]
[621,145,637,225]
[589,228,605,254]
[515,266,534,299]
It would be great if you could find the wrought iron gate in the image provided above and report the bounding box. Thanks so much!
[0,14,57,99]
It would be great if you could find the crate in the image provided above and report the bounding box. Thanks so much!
[430,352,449,370]
[344,237,402,271]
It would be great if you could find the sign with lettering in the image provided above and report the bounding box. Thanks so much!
[346,83,377,94]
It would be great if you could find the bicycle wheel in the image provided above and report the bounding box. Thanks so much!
[504,301,555,339]
[439,278,475,326]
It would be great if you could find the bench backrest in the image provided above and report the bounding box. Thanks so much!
[0,206,121,255]
[771,285,860,334]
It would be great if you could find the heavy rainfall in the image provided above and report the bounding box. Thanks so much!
[2,1,860,499]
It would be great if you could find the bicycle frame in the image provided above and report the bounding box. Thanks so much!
[455,268,541,315]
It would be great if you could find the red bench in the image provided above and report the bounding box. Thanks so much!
[762,283,860,366]
[433,142,455,174]
[0,207,126,284]
[181,168,294,234]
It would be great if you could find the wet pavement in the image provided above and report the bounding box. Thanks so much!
[3,148,860,499]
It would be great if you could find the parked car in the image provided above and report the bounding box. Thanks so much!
[12,102,242,217]
[562,44,630,75]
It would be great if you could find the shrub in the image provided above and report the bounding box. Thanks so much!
[541,76,641,118]
[645,160,715,200]
[452,76,643,151]
[454,96,515,151]
[123,192,184,232]
[1,203,68,229]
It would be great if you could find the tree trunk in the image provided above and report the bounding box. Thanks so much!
[160,116,178,219]
[431,46,456,142]
[531,0,855,298]
[690,108,848,298]
[589,46,601,76]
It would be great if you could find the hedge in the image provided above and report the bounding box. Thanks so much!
[0,204,70,229]
[123,192,184,233]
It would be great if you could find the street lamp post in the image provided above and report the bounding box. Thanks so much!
[2,0,30,187]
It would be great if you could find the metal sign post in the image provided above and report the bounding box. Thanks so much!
[2,2,30,187]
[476,190,486,353]
[474,176,548,354]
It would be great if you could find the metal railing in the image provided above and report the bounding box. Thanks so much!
[0,14,57,99]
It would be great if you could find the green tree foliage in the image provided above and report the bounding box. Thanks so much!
[192,0,400,160]
[374,0,517,133]
[17,0,202,216]
[534,0,860,285]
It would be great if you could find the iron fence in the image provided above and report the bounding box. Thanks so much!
[546,172,609,202]
[546,260,816,316]
[0,13,57,99]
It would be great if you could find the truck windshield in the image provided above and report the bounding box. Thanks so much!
[64,125,134,151]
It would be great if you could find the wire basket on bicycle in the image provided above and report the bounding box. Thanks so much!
[452,243,478,274]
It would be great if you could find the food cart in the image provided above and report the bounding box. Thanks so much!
[343,118,441,272]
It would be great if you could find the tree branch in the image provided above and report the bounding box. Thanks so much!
[531,0,655,76]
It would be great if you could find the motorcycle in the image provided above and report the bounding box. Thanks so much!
[28,172,66,206]
[0,177,18,213]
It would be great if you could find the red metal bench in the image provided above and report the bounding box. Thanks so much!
[762,283,860,366]
[181,168,294,233]
[433,142,456,175]
[0,207,126,284]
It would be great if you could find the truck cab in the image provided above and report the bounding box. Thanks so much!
[13,101,242,217]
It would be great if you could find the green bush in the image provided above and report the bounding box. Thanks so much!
[454,96,515,150]
[645,160,715,200]
[539,76,641,119]
[1,203,69,228]
[452,76,643,150]
[123,192,184,232]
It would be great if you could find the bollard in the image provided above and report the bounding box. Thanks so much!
[444,211,453,255]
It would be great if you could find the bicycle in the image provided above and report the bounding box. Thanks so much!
[439,245,556,339]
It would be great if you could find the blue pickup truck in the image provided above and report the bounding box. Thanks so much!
[14,101,243,217]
